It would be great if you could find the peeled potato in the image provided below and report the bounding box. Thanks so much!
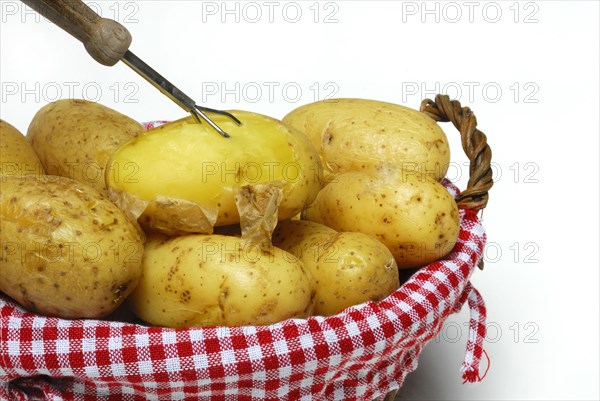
[106,111,323,235]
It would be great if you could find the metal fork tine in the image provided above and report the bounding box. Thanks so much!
[191,108,231,138]
[195,106,242,126]
[120,51,238,138]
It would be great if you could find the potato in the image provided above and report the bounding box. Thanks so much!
[0,175,144,318]
[128,234,315,327]
[0,119,45,177]
[304,172,460,269]
[273,220,399,316]
[27,99,145,193]
[283,98,450,181]
[106,111,323,235]
[274,219,337,253]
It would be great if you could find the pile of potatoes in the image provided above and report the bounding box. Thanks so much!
[0,97,460,327]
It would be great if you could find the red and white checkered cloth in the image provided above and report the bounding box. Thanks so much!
[0,180,487,401]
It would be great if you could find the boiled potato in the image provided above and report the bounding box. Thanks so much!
[0,119,45,177]
[273,219,337,256]
[0,175,144,318]
[106,111,323,235]
[273,220,399,316]
[129,234,315,327]
[27,99,145,193]
[304,172,460,269]
[283,98,450,181]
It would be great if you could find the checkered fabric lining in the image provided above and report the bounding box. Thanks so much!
[0,181,487,401]
[142,121,170,130]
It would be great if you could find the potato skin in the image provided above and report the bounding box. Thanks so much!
[273,220,398,316]
[283,98,450,181]
[129,234,315,328]
[106,111,323,235]
[27,99,145,193]
[0,120,45,177]
[273,219,337,256]
[304,172,460,269]
[0,175,144,318]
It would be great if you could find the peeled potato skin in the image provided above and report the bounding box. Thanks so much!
[0,175,144,318]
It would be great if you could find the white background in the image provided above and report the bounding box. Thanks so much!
[1,1,599,400]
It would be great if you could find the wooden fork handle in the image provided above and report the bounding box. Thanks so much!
[21,0,131,66]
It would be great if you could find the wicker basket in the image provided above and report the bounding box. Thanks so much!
[0,95,492,401]
[376,94,493,401]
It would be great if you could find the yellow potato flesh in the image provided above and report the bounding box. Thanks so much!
[107,111,322,234]
[114,117,291,204]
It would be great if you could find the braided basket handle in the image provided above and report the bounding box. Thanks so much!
[420,95,493,211]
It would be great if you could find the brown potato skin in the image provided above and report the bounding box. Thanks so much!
[27,99,145,193]
[128,234,315,328]
[273,220,399,316]
[0,175,144,318]
[304,172,460,269]
[1,119,45,177]
[283,98,450,182]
